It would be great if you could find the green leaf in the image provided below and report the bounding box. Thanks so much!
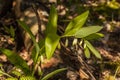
[10,26,15,38]
[11,70,22,77]
[46,5,58,34]
[0,48,31,75]
[17,21,35,40]
[84,46,90,58]
[0,70,4,76]
[38,39,45,55]
[18,20,40,63]
[32,39,45,63]
[20,76,36,80]
[45,34,60,59]
[0,63,2,67]
[45,5,59,59]
[31,47,37,63]
[75,26,103,38]
[64,11,89,36]
[84,40,101,59]
[41,68,67,80]
[84,33,104,40]
[3,26,15,38]
[107,0,120,9]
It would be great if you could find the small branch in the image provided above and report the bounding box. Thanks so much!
[77,55,96,80]
[31,3,43,39]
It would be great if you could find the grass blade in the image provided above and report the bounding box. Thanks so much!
[41,68,67,80]
[0,48,31,75]
[75,26,103,38]
[64,11,89,36]
[84,40,101,59]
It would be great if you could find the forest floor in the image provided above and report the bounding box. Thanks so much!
[0,0,120,80]
[0,21,120,80]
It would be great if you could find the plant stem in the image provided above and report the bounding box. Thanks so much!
[0,70,13,78]
[114,66,120,79]
[32,55,42,76]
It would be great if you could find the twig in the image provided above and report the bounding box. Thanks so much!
[31,3,43,39]
[77,55,96,80]
[77,44,96,80]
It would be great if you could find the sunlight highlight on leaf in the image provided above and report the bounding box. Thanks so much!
[84,40,101,59]
[45,34,60,59]
[75,26,103,38]
[64,11,89,36]
[41,68,67,80]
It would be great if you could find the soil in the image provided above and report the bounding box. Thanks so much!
[0,0,120,80]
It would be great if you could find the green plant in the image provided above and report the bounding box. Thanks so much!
[4,26,15,38]
[0,5,103,80]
